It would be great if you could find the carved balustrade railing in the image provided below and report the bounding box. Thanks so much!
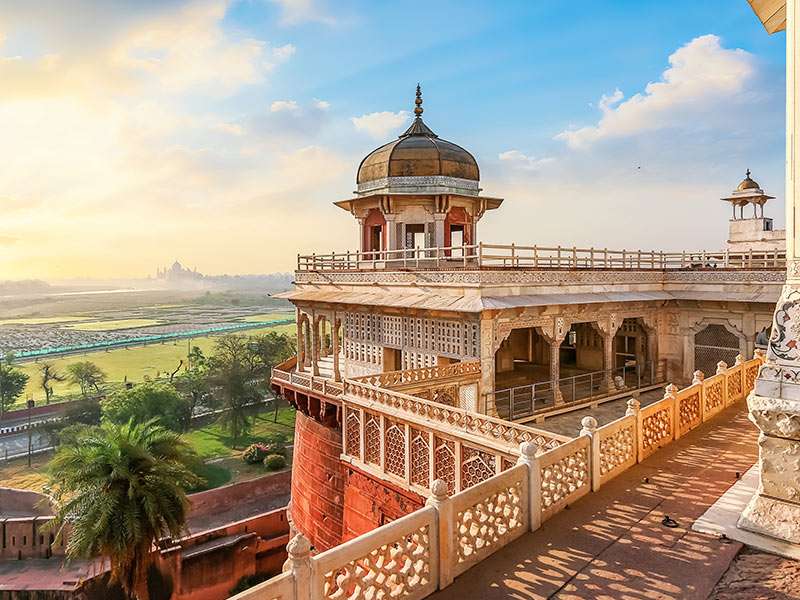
[297,242,786,272]
[352,361,481,389]
[343,379,568,451]
[271,356,344,398]
[239,352,765,600]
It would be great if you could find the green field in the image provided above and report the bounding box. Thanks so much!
[67,318,163,331]
[0,315,91,325]
[16,322,296,403]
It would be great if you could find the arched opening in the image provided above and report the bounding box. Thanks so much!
[362,209,386,256]
[444,207,472,252]
[694,324,741,376]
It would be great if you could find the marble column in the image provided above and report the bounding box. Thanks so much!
[296,309,305,373]
[739,0,800,546]
[433,213,446,249]
[311,315,320,377]
[332,315,341,382]
[385,214,398,252]
[603,332,615,392]
[549,340,563,405]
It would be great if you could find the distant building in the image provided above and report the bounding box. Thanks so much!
[723,169,785,252]
[156,260,204,282]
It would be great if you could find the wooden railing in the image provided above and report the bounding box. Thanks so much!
[237,352,764,600]
[297,243,786,272]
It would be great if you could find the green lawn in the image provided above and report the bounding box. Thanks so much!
[185,407,295,460]
[16,323,296,403]
[0,407,297,494]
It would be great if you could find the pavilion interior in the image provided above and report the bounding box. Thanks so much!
[494,318,653,393]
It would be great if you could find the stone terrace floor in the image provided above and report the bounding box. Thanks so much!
[532,388,666,437]
[431,402,795,600]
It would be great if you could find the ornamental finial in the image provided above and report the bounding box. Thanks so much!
[414,83,423,118]
[746,168,751,179]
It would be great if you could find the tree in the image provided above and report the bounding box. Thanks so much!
[39,362,65,404]
[249,332,295,374]
[102,382,192,432]
[207,335,261,445]
[173,347,211,417]
[0,354,29,418]
[48,420,201,600]
[66,361,106,398]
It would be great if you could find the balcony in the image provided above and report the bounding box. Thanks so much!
[297,243,786,272]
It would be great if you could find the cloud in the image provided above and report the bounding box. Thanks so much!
[253,99,332,139]
[555,35,757,149]
[271,99,300,112]
[351,110,409,140]
[0,1,292,100]
[270,0,336,26]
[498,150,554,171]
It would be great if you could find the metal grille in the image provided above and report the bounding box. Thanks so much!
[694,324,740,377]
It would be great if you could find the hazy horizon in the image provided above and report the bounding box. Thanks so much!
[0,0,787,280]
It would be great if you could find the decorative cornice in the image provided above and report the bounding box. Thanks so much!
[356,175,480,196]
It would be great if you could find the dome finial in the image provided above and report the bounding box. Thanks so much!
[746,168,752,179]
[414,83,423,118]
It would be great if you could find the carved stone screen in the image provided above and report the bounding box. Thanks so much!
[694,324,740,376]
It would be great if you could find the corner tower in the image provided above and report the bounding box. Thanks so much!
[335,85,502,255]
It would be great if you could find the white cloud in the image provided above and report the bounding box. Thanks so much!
[270,0,336,26]
[272,43,296,60]
[498,150,554,171]
[271,99,300,112]
[313,98,331,110]
[555,35,756,149]
[351,110,409,140]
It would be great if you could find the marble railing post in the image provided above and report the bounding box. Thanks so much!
[580,416,601,492]
[311,315,320,377]
[741,0,800,546]
[426,479,454,589]
[516,441,542,531]
[283,533,311,599]
[332,315,341,382]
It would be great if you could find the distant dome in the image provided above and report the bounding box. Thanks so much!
[356,86,479,185]
[737,169,761,191]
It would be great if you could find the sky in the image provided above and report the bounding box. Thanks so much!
[0,0,788,280]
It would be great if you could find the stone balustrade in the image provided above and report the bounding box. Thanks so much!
[236,352,764,600]
[352,361,481,389]
[297,242,786,272]
[271,356,344,398]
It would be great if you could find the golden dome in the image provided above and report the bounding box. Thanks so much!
[356,86,479,185]
[737,169,761,191]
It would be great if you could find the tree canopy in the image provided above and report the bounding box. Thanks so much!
[102,382,192,432]
[48,420,201,600]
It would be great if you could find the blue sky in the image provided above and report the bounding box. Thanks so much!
[0,0,787,278]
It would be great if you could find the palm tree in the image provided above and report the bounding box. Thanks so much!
[48,420,201,600]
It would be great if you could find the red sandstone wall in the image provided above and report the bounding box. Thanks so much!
[290,410,344,551]
[342,464,425,542]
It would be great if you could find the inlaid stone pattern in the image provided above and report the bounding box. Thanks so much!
[434,437,456,495]
[728,370,743,399]
[461,445,496,490]
[705,380,724,413]
[345,410,361,458]
[384,420,406,477]
[322,523,433,600]
[599,425,634,476]
[540,447,589,510]
[456,479,524,565]
[409,429,430,488]
[641,407,672,451]
[679,392,701,428]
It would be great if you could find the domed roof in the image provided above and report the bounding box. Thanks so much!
[357,86,479,185]
[737,169,761,191]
